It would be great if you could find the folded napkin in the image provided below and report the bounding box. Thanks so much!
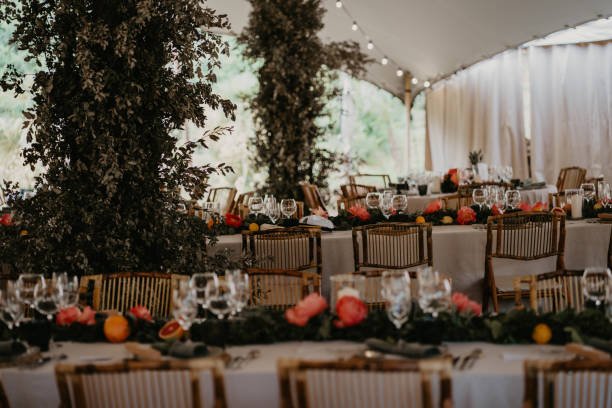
[0,341,27,358]
[152,341,209,359]
[365,338,441,359]
[299,215,335,229]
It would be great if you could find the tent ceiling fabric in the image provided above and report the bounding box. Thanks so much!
[207,0,612,98]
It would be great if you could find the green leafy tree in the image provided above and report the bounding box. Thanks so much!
[239,0,368,198]
[0,0,235,275]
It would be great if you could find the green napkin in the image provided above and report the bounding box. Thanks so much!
[152,341,209,359]
[365,338,441,359]
[0,341,27,358]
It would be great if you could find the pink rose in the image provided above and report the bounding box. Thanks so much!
[285,308,310,327]
[423,200,442,215]
[77,306,96,325]
[56,307,81,326]
[129,305,153,322]
[452,292,482,316]
[519,202,531,212]
[531,202,547,212]
[285,293,328,327]
[457,206,477,225]
[334,296,367,328]
[466,300,482,316]
[348,206,371,222]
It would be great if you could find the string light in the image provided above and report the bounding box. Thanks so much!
[396,69,403,77]
[411,77,418,85]
[367,40,374,50]
[351,21,358,31]
[424,80,431,88]
[381,56,388,65]
[335,1,342,8]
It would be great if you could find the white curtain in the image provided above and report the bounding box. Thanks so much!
[529,42,612,183]
[426,50,528,178]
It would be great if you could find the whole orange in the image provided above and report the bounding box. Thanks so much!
[104,315,130,343]
[415,216,426,224]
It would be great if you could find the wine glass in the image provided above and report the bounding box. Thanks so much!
[505,190,521,210]
[280,199,297,219]
[33,279,61,321]
[56,273,79,308]
[381,270,412,330]
[16,273,45,307]
[226,269,249,318]
[472,188,487,210]
[0,282,24,330]
[494,188,506,214]
[485,186,497,209]
[581,267,612,308]
[600,183,611,209]
[248,194,264,216]
[380,196,394,219]
[205,279,235,320]
[391,195,407,213]
[172,280,198,332]
[267,202,281,224]
[580,183,596,203]
[418,269,452,318]
[365,192,381,210]
[189,273,217,323]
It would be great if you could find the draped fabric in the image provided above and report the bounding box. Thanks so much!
[427,50,528,177]
[528,42,612,183]
[425,50,528,178]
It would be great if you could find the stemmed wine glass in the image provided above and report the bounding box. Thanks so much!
[494,188,506,214]
[391,195,407,214]
[418,268,452,318]
[267,202,281,224]
[581,267,612,308]
[280,199,297,220]
[600,183,611,209]
[0,282,24,331]
[505,190,521,210]
[34,277,63,358]
[472,188,487,210]
[381,270,412,330]
[226,270,249,319]
[189,273,218,323]
[248,194,264,216]
[172,280,199,333]
[56,273,79,308]
[365,192,381,210]
[16,273,45,309]
[205,279,236,320]
[580,183,596,203]
[485,186,497,209]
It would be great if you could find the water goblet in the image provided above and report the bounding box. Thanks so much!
[505,190,521,210]
[16,273,45,307]
[248,194,264,216]
[418,269,452,318]
[205,279,236,320]
[267,202,281,224]
[365,192,381,210]
[189,273,217,323]
[472,188,487,210]
[172,280,198,332]
[56,273,79,308]
[381,270,412,330]
[581,267,612,308]
[601,183,611,209]
[485,186,497,209]
[580,183,596,203]
[391,195,407,213]
[280,199,297,219]
[0,282,24,331]
[226,270,249,318]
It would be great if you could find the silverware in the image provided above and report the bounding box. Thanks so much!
[459,348,482,370]
[229,349,260,369]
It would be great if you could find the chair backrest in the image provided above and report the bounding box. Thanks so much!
[242,228,322,309]
[515,270,608,314]
[278,357,452,408]
[523,359,612,408]
[556,167,587,192]
[207,187,237,214]
[547,192,567,209]
[79,272,188,319]
[300,182,327,213]
[352,223,433,271]
[340,184,377,198]
[348,174,391,189]
[55,358,226,408]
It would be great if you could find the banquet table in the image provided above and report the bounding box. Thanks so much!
[0,341,578,408]
[213,220,612,302]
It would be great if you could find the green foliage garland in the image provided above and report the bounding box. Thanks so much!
[239,0,369,199]
[0,0,235,275]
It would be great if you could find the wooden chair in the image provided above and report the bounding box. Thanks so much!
[556,166,587,192]
[512,270,590,314]
[547,192,567,209]
[338,184,376,210]
[206,187,237,214]
[230,191,254,216]
[241,227,322,310]
[278,356,452,408]
[523,359,612,408]
[484,212,566,313]
[349,174,392,189]
[300,182,327,213]
[78,272,188,319]
[55,358,226,408]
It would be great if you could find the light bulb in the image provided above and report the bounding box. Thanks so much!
[367,41,374,50]
[396,69,403,77]
[411,77,418,85]
[336,1,342,8]
[351,22,358,31]
[381,57,388,65]
[424,80,431,88]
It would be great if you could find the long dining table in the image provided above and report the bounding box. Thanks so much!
[0,340,582,408]
[212,220,611,302]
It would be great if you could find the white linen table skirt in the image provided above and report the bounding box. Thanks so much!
[0,341,576,408]
[213,220,611,301]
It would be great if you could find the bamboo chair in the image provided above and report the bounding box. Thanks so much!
[206,187,237,214]
[338,184,376,210]
[556,166,587,192]
[348,174,392,189]
[484,212,566,313]
[78,272,188,319]
[523,359,612,408]
[512,270,591,314]
[278,356,453,408]
[300,182,328,213]
[55,358,226,408]
[548,192,568,210]
[241,227,322,310]
[231,191,254,216]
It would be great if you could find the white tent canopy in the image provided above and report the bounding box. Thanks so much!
[207,0,612,98]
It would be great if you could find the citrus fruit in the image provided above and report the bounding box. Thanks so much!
[441,216,453,225]
[248,223,259,232]
[158,320,184,341]
[532,323,552,345]
[104,315,130,343]
[206,218,214,229]
[415,216,426,224]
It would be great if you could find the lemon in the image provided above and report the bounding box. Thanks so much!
[532,323,552,345]
[415,216,426,224]
[441,216,453,225]
[248,223,259,232]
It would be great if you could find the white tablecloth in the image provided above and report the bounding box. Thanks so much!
[0,341,575,408]
[214,220,611,302]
